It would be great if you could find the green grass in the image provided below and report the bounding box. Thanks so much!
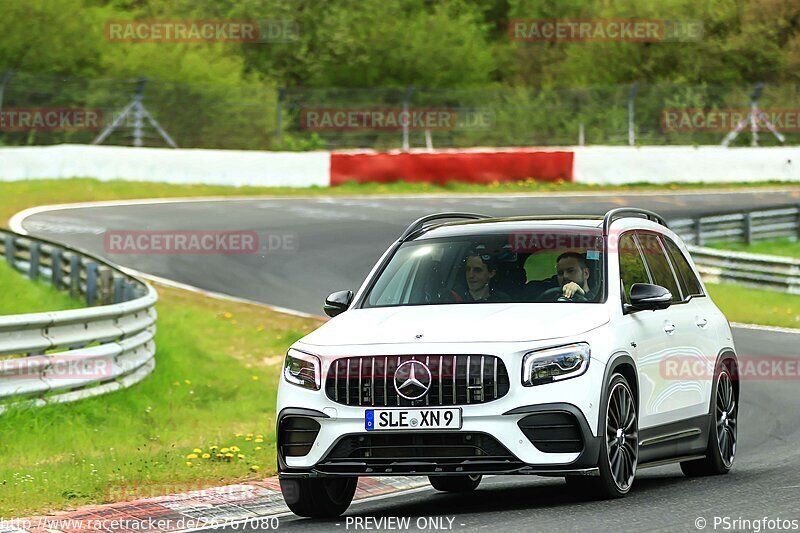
[707,282,800,328]
[0,276,323,516]
[0,261,85,314]
[708,238,800,259]
[1,178,799,230]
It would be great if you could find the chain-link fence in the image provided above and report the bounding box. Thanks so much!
[2,70,799,151]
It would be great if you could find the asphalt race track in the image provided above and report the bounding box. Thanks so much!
[18,189,800,531]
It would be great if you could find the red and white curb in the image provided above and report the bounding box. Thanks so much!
[8,477,430,532]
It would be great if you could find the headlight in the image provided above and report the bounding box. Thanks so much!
[283,349,321,390]
[522,343,590,386]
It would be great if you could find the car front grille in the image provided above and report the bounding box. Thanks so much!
[324,355,510,407]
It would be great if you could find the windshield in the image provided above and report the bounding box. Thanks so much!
[364,230,605,307]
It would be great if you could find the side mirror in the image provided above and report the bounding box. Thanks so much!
[627,283,672,311]
[324,290,353,317]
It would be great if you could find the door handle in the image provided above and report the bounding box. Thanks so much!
[696,317,708,328]
[663,322,676,335]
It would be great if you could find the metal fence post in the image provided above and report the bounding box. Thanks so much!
[628,82,639,147]
[113,276,125,303]
[51,248,63,288]
[99,268,113,304]
[275,87,284,145]
[743,212,753,245]
[402,85,415,152]
[86,262,98,306]
[695,218,703,246]
[123,280,134,301]
[0,70,13,114]
[4,234,15,267]
[69,254,81,297]
[29,242,40,280]
[796,205,800,240]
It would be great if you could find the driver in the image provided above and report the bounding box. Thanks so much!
[556,251,596,300]
[450,251,510,303]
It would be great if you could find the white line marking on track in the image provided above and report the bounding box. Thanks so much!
[731,322,800,335]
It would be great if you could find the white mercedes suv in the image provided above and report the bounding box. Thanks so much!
[277,209,739,517]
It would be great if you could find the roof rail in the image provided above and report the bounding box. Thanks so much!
[603,208,668,235]
[399,212,492,242]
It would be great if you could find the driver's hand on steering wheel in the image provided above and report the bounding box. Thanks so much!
[561,282,585,299]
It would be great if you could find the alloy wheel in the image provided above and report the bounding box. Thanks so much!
[606,381,638,492]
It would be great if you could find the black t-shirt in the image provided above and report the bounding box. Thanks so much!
[449,288,511,303]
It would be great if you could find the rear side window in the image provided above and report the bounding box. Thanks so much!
[663,237,704,297]
[618,233,649,304]
[636,232,682,302]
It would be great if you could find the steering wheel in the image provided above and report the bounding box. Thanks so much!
[539,286,588,303]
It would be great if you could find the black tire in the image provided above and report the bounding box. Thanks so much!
[681,364,737,477]
[428,474,482,493]
[280,476,357,518]
[568,373,638,499]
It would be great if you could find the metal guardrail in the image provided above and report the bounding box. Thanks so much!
[0,229,157,413]
[686,245,800,294]
[670,206,800,246]
[668,205,800,294]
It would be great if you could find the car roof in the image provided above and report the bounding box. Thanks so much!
[415,216,605,240]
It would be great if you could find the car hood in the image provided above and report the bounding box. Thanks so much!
[301,304,610,346]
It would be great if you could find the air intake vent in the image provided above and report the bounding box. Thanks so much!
[279,417,321,457]
[518,412,584,453]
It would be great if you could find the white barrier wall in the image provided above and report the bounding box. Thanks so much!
[2,144,800,186]
[0,145,331,187]
[572,146,800,185]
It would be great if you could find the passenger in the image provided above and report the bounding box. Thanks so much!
[556,251,596,300]
[450,252,510,303]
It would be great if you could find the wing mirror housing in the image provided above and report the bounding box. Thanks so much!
[324,290,354,317]
[627,283,672,311]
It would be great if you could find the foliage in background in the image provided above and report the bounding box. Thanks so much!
[1,0,800,149]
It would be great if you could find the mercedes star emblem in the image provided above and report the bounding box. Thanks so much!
[394,360,432,400]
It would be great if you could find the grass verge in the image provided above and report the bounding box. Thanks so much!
[0,261,85,315]
[1,178,799,228]
[0,264,323,516]
[707,238,800,260]
[706,283,800,328]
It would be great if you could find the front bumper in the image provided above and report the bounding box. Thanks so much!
[277,401,602,478]
[276,347,606,478]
